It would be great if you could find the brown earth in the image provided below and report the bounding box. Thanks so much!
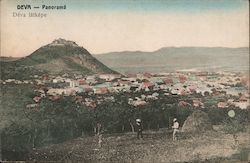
[26,127,250,162]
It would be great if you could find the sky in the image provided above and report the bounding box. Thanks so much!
[0,0,249,57]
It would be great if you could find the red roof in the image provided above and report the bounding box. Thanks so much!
[49,95,62,102]
[143,73,152,78]
[180,89,187,96]
[240,95,247,101]
[178,101,191,107]
[100,87,109,94]
[89,101,97,108]
[74,96,83,100]
[164,78,173,84]
[217,102,228,108]
[179,75,187,83]
[143,82,154,87]
[85,87,93,92]
[79,79,87,85]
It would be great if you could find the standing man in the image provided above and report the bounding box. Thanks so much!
[172,118,179,141]
[136,119,143,139]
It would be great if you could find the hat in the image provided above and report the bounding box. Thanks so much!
[173,118,177,122]
[136,119,141,122]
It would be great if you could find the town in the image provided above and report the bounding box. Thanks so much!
[1,71,249,110]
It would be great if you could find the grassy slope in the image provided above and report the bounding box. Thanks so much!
[1,84,249,162]
[18,45,116,74]
[0,45,117,80]
[0,84,35,130]
[0,61,47,80]
[27,128,250,162]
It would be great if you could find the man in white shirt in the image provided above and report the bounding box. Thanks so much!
[136,118,143,139]
[172,118,179,141]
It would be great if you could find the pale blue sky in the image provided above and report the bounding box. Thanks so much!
[1,0,249,57]
[67,0,247,12]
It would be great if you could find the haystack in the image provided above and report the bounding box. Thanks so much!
[182,110,212,133]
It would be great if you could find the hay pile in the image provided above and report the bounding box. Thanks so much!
[182,110,213,133]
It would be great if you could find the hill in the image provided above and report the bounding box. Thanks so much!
[0,56,21,62]
[94,47,249,73]
[26,129,250,162]
[0,38,117,79]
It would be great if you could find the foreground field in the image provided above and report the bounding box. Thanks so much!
[27,127,250,162]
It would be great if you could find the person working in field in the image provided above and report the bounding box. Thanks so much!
[136,118,143,139]
[172,118,179,141]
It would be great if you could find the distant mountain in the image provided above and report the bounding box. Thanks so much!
[0,38,117,79]
[94,47,249,73]
[0,56,21,62]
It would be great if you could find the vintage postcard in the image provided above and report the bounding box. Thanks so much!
[0,0,249,162]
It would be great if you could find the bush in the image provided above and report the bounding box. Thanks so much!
[222,111,247,134]
[206,108,227,125]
